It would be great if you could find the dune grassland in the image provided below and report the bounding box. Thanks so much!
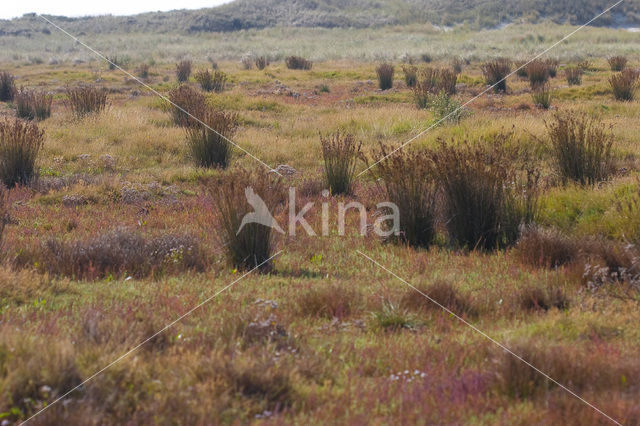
[1,15,640,425]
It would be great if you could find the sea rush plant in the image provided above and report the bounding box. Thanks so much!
[376,63,394,90]
[205,169,285,272]
[195,69,227,92]
[185,109,239,168]
[564,66,583,85]
[65,85,108,118]
[0,118,44,187]
[285,56,312,70]
[608,55,627,71]
[167,85,207,127]
[609,68,639,101]
[0,71,16,102]
[481,58,511,93]
[15,88,53,121]
[175,59,192,82]
[320,131,362,195]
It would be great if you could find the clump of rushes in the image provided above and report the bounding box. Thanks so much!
[255,56,269,70]
[531,83,552,109]
[167,85,206,127]
[175,59,192,82]
[481,58,511,93]
[608,55,627,71]
[195,69,227,92]
[65,85,108,118]
[565,66,584,85]
[0,118,44,187]
[376,63,394,90]
[136,63,150,79]
[546,111,614,186]
[0,72,16,102]
[526,59,550,88]
[186,108,239,168]
[375,145,438,247]
[320,131,362,195]
[285,56,312,70]
[402,64,417,87]
[545,58,558,78]
[206,169,285,272]
[14,88,53,121]
[431,133,539,250]
[413,68,458,108]
[514,60,528,78]
[609,69,639,101]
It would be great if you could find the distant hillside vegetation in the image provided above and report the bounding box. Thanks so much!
[2,0,640,36]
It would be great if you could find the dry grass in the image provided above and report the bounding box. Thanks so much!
[564,66,583,85]
[401,280,477,317]
[296,282,361,319]
[607,55,627,71]
[609,68,639,101]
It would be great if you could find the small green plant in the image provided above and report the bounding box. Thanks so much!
[531,83,552,109]
[609,69,639,101]
[206,169,285,272]
[546,111,614,185]
[0,72,16,102]
[376,63,394,90]
[285,56,312,70]
[185,109,239,168]
[372,301,417,331]
[481,58,511,93]
[65,85,108,118]
[320,131,362,195]
[175,59,192,82]
[608,55,627,71]
[195,69,227,92]
[375,145,437,247]
[0,118,44,187]
[167,85,206,127]
[15,88,53,121]
[429,91,469,124]
[431,133,539,250]
[565,66,584,85]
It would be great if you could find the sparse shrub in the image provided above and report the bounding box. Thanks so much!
[376,63,394,90]
[608,55,627,71]
[546,111,614,185]
[582,240,640,291]
[375,146,437,247]
[0,71,16,102]
[296,282,360,319]
[65,85,108,118]
[481,58,511,93]
[135,63,150,79]
[531,83,552,109]
[37,228,206,280]
[205,169,285,272]
[241,55,253,70]
[320,131,362,195]
[402,64,417,88]
[516,226,579,268]
[185,108,239,168]
[0,118,44,187]
[526,60,550,88]
[564,66,583,85]
[401,280,476,317]
[175,59,192,82]
[14,88,52,121]
[285,56,312,70]
[372,301,418,331]
[195,69,227,92]
[429,91,468,125]
[255,56,269,70]
[431,134,539,250]
[609,68,639,101]
[167,85,206,127]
